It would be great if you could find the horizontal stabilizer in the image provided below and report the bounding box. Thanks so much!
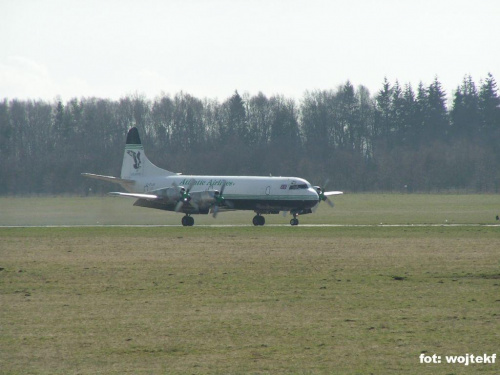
[323,191,343,196]
[82,173,135,185]
[108,192,158,200]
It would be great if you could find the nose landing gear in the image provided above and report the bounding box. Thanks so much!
[290,213,299,226]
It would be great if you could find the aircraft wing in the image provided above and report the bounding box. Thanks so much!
[323,191,343,196]
[108,192,159,200]
[109,188,218,205]
[109,186,232,215]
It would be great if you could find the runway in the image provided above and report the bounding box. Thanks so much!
[2,224,499,228]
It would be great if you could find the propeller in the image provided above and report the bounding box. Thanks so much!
[314,179,342,209]
[317,187,335,207]
[314,179,332,208]
[212,180,227,218]
[173,179,198,212]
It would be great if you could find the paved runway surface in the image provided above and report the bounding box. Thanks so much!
[2,224,499,228]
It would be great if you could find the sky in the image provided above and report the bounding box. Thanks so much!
[1,0,499,102]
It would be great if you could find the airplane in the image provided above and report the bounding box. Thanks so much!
[82,127,343,226]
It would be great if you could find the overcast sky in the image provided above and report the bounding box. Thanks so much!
[1,0,499,102]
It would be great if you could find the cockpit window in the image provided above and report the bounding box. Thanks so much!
[289,184,309,190]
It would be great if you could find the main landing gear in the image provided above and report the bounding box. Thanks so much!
[252,213,300,226]
[181,215,194,227]
[252,214,265,226]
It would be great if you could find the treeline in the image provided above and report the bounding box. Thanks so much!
[1,74,499,195]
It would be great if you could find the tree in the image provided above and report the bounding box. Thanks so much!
[301,90,335,158]
[335,81,360,151]
[151,95,173,147]
[401,84,418,148]
[247,92,272,146]
[356,85,375,158]
[478,73,500,191]
[450,75,480,139]
[425,77,449,141]
[267,96,302,174]
[0,100,11,193]
[374,77,392,141]
[478,73,500,136]
[390,81,406,144]
[220,91,247,143]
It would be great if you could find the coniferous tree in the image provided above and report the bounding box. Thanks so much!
[451,75,480,139]
[401,84,418,147]
[390,81,406,145]
[336,81,360,151]
[356,85,374,158]
[425,77,449,142]
[227,90,247,141]
[374,77,392,141]
[478,73,500,136]
[0,100,11,193]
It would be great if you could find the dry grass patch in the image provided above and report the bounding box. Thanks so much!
[1,227,499,374]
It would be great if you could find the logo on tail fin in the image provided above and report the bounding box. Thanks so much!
[127,150,142,169]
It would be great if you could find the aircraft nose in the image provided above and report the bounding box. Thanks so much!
[309,187,320,200]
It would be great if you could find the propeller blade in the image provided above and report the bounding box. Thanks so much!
[326,197,334,207]
[186,179,196,193]
[211,180,228,218]
[191,200,199,212]
[219,180,227,196]
[323,178,330,190]
[175,200,184,212]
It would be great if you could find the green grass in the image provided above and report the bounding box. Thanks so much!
[1,193,499,226]
[1,226,499,374]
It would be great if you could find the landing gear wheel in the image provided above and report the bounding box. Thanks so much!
[252,215,265,226]
[182,215,194,227]
[252,216,259,226]
[290,218,299,226]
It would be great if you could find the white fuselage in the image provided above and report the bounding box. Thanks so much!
[129,174,319,213]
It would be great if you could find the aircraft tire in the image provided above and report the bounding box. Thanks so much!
[182,216,195,226]
[290,218,299,226]
[252,215,265,226]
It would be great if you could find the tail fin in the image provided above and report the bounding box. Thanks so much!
[121,127,176,179]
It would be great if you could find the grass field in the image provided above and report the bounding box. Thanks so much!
[1,193,499,226]
[1,195,499,374]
